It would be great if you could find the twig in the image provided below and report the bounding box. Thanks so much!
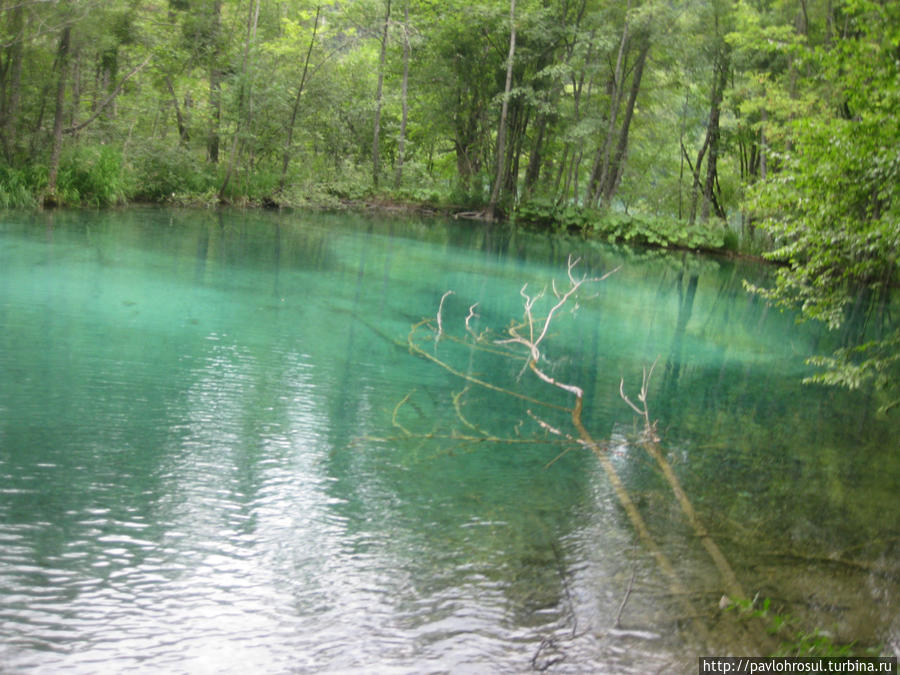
[452,386,495,438]
[527,409,568,438]
[465,302,480,339]
[408,319,570,412]
[615,565,637,628]
[391,390,415,436]
[435,290,454,344]
[525,409,586,468]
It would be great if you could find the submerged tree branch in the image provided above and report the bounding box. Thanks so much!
[403,257,737,645]
[399,256,785,652]
[621,362,745,602]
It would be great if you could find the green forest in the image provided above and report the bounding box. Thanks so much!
[0,0,897,405]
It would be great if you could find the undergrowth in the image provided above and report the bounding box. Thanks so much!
[516,199,734,252]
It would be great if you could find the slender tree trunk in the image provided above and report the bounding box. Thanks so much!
[280,5,321,193]
[372,0,391,188]
[701,47,728,221]
[207,0,222,163]
[502,98,526,198]
[688,134,708,224]
[759,108,767,180]
[600,35,649,204]
[46,25,71,205]
[678,91,689,220]
[166,76,189,145]
[487,0,516,221]
[522,113,546,199]
[586,1,630,206]
[243,0,261,173]
[1,4,24,160]
[394,0,410,189]
[219,0,260,202]
[552,143,567,200]
[70,48,81,131]
[689,38,730,225]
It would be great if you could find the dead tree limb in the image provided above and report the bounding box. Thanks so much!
[621,366,746,602]
[406,257,715,646]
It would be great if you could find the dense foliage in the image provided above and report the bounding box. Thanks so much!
[0,0,896,403]
[739,0,899,410]
[0,0,779,220]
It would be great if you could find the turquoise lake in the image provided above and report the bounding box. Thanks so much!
[0,207,897,672]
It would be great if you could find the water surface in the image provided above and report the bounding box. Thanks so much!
[1,208,897,672]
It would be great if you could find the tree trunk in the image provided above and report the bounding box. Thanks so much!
[207,0,223,163]
[502,97,527,199]
[688,133,709,224]
[678,91,689,219]
[688,39,730,225]
[600,35,649,204]
[522,113,546,199]
[552,143,567,201]
[280,5,321,193]
[0,4,24,160]
[759,108,767,180]
[166,76,189,145]
[372,0,391,188]
[219,0,260,202]
[586,1,630,207]
[394,0,410,189]
[487,0,516,221]
[46,25,71,205]
[700,47,729,222]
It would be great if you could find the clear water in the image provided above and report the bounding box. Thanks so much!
[0,207,897,673]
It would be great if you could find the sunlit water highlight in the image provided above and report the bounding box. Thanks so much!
[0,207,897,673]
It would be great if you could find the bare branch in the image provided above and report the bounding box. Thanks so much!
[408,319,569,413]
[527,408,568,438]
[64,53,153,135]
[403,258,741,643]
[620,377,645,416]
[500,257,605,399]
[529,360,584,398]
[435,290,454,344]
[452,386,496,438]
[391,390,415,436]
[465,302,480,339]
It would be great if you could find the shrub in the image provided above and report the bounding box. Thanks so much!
[57,144,134,206]
[130,142,216,203]
[515,199,728,251]
[0,165,40,208]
